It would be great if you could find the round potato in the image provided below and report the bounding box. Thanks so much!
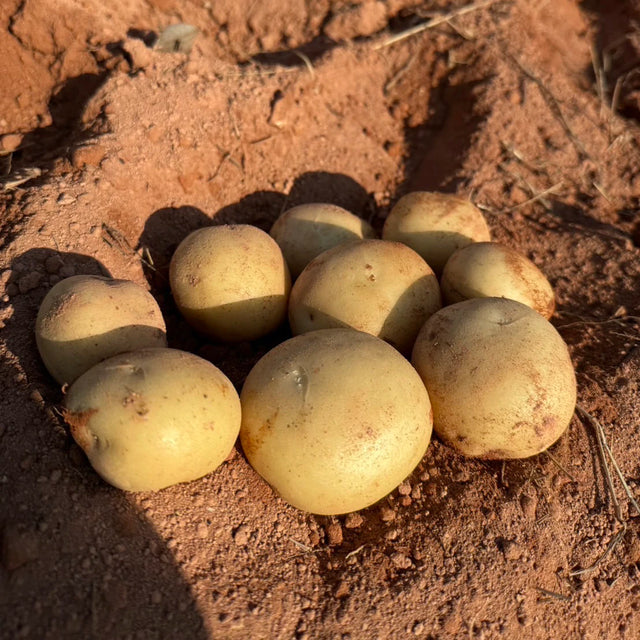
[382,191,491,273]
[36,275,167,385]
[288,239,441,355]
[240,329,432,515]
[411,298,576,459]
[441,242,555,318]
[270,203,376,279]
[64,348,241,491]
[169,224,291,342]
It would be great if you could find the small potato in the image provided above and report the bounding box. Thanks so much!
[240,329,432,515]
[289,239,441,355]
[411,298,576,459]
[270,203,376,279]
[169,224,291,342]
[36,275,167,385]
[64,348,241,491]
[441,242,555,318]
[382,191,491,273]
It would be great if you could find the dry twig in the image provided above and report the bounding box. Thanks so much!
[374,0,503,50]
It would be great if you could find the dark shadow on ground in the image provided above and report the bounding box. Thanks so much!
[136,173,372,388]
[0,248,209,638]
[12,72,110,187]
[580,0,640,123]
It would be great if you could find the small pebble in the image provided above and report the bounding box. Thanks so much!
[196,522,209,539]
[18,272,42,294]
[44,255,64,274]
[412,621,425,635]
[233,524,250,546]
[57,193,76,206]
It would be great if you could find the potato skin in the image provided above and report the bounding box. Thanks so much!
[64,348,241,491]
[36,275,167,385]
[411,298,576,459]
[240,329,432,515]
[441,242,555,318]
[270,203,376,279]
[169,224,291,342]
[382,192,491,274]
[288,239,442,355]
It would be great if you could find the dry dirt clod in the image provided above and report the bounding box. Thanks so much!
[391,552,413,570]
[344,513,364,529]
[326,522,343,546]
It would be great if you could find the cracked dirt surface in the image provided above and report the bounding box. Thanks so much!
[1,1,640,638]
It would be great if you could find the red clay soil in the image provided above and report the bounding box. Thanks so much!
[1,1,640,638]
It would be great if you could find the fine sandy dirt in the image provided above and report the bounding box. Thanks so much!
[1,1,640,638]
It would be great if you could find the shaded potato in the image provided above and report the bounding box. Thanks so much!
[64,348,241,491]
[288,239,441,355]
[269,202,376,279]
[411,298,576,459]
[382,191,491,274]
[35,275,167,385]
[169,224,291,342]
[240,329,432,515]
[441,242,555,318]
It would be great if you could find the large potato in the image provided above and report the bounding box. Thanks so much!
[411,298,576,459]
[288,239,441,355]
[64,348,241,491]
[240,329,432,515]
[36,275,167,385]
[270,203,376,279]
[441,242,555,318]
[382,191,491,273]
[170,224,291,342]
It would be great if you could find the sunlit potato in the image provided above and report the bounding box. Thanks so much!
[169,224,291,341]
[440,242,555,318]
[64,348,241,491]
[411,298,576,459]
[35,275,167,385]
[288,239,441,355]
[382,191,491,274]
[270,203,376,279]
[240,329,433,515]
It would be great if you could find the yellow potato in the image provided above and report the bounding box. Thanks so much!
[382,191,491,273]
[35,275,167,385]
[169,224,291,341]
[240,329,432,514]
[288,239,441,355]
[441,242,555,318]
[270,203,375,279]
[64,348,241,491]
[411,298,576,459]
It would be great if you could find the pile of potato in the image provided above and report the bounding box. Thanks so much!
[36,192,576,515]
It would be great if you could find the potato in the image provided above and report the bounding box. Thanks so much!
[169,224,291,341]
[382,191,491,273]
[288,239,441,355]
[240,329,432,514]
[36,275,167,385]
[64,348,241,491]
[270,203,376,279]
[411,298,576,459]
[441,242,555,318]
